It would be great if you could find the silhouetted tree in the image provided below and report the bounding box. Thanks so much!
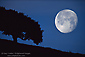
[0,7,44,45]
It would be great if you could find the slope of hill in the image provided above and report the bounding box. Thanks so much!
[0,39,85,57]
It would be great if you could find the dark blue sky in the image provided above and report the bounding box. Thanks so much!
[0,0,85,54]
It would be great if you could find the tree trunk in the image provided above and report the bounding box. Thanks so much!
[13,36,17,43]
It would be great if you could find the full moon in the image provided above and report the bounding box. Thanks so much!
[55,9,78,33]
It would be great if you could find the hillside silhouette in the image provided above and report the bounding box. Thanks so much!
[0,39,85,57]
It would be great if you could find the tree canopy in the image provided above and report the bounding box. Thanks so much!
[0,7,44,45]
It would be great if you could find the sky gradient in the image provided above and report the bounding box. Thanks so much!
[0,0,85,54]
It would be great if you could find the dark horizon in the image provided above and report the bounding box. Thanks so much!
[0,39,85,57]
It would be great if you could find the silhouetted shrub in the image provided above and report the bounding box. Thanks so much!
[0,7,44,45]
